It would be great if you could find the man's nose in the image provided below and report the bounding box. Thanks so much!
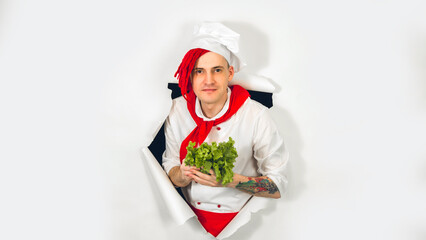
[205,72,214,84]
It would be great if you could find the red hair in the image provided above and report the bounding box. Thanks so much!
[174,48,210,100]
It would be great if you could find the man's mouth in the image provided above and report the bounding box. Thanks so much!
[202,89,216,92]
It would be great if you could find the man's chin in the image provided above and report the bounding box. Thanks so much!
[199,99,217,105]
[199,96,220,105]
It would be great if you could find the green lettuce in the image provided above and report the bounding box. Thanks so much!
[184,137,238,185]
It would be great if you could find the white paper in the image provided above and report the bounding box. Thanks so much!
[231,72,276,93]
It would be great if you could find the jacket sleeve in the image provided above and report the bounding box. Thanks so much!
[252,108,289,197]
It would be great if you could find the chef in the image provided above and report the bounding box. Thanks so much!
[162,22,289,237]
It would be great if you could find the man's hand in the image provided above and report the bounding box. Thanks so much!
[180,161,196,182]
[168,162,198,187]
[189,169,223,187]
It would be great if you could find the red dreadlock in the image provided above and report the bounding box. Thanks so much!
[174,48,210,100]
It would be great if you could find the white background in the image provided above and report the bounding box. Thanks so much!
[1,0,426,239]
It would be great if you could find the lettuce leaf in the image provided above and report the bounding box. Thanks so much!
[184,137,238,185]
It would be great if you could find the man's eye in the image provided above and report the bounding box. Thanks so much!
[215,69,222,72]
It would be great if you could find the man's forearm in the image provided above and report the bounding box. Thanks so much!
[168,166,192,187]
[226,174,281,199]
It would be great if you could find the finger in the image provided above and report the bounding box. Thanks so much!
[191,170,214,180]
[183,167,194,172]
[182,165,197,171]
[190,174,218,187]
[183,173,194,181]
[191,170,219,185]
[183,169,196,177]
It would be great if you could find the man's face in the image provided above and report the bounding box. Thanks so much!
[191,52,234,108]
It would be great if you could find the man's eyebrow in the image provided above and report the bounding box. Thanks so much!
[192,68,204,72]
[193,66,225,71]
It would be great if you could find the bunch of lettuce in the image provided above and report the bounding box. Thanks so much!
[184,137,238,185]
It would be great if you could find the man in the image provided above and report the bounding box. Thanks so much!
[162,22,288,237]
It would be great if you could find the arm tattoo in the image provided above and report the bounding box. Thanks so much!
[235,177,279,195]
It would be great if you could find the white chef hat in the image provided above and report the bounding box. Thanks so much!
[189,22,246,72]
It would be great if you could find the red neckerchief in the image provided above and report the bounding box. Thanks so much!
[179,85,250,163]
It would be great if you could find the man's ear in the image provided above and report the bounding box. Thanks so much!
[228,66,235,82]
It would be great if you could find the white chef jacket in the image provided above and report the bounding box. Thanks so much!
[162,88,288,213]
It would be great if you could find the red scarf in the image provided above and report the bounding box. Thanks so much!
[179,85,250,162]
